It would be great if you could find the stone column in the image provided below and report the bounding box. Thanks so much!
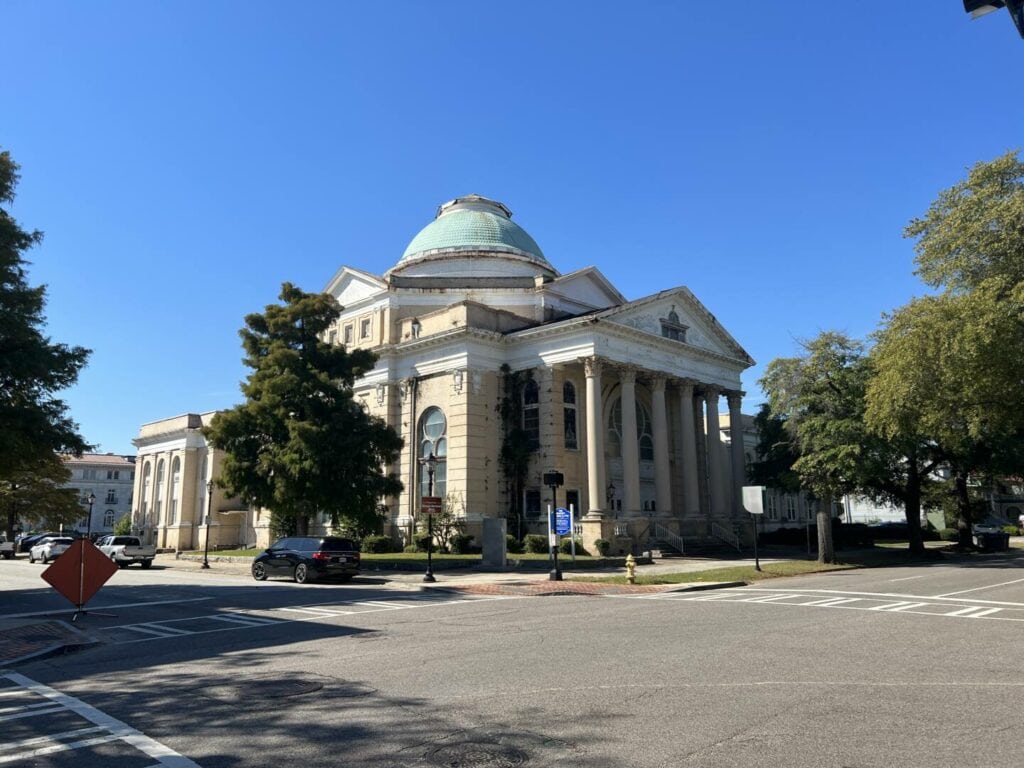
[583,357,606,519]
[651,376,671,516]
[728,391,746,518]
[620,366,641,516]
[705,386,724,518]
[678,380,700,517]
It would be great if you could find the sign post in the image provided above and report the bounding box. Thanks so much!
[543,471,564,581]
[742,486,765,573]
[42,538,119,621]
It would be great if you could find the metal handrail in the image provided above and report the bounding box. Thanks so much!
[711,521,741,551]
[653,522,685,555]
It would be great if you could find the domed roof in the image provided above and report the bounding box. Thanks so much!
[395,195,552,272]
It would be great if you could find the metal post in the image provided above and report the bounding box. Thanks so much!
[422,453,436,583]
[86,493,95,540]
[752,512,761,572]
[549,484,561,581]
[202,480,213,569]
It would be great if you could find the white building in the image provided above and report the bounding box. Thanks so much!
[63,453,136,535]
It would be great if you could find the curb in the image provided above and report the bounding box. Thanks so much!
[662,580,747,593]
[0,620,99,669]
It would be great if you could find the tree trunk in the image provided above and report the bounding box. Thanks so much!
[954,471,972,548]
[296,514,309,537]
[905,462,924,554]
[5,505,16,543]
[817,499,835,564]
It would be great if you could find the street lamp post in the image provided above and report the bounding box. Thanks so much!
[418,451,439,583]
[202,480,214,569]
[85,492,96,540]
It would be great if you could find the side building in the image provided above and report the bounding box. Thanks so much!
[63,453,136,535]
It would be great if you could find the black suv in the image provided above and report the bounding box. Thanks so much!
[252,536,360,584]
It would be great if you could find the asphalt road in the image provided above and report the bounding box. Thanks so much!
[2,550,1023,767]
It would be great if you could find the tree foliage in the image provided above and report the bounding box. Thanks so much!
[908,151,1024,292]
[747,404,801,494]
[1,453,83,538]
[204,283,404,536]
[0,151,91,507]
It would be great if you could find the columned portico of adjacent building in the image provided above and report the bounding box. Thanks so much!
[619,366,641,517]
[651,376,671,517]
[727,391,745,517]
[677,379,700,518]
[704,386,725,517]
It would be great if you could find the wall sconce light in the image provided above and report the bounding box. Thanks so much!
[453,369,464,394]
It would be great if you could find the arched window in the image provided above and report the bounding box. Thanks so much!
[169,457,181,525]
[608,398,654,461]
[141,462,152,526]
[419,407,447,499]
[155,459,165,525]
[103,509,115,527]
[522,379,539,449]
[563,381,578,450]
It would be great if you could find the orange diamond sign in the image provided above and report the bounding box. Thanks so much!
[41,539,119,608]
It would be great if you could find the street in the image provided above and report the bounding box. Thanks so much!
[2,551,1023,767]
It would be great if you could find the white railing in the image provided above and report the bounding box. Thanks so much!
[572,523,583,537]
[711,521,741,551]
[614,523,629,537]
[653,522,684,555]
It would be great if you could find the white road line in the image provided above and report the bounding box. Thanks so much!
[276,606,354,616]
[208,614,280,626]
[735,588,1024,608]
[0,705,65,722]
[808,598,860,607]
[137,623,193,636]
[354,600,408,609]
[119,624,187,638]
[889,575,927,582]
[0,733,126,764]
[933,576,1024,598]
[0,726,106,755]
[2,672,202,767]
[887,602,929,612]
[969,608,1002,618]
[946,606,988,617]
[2,597,213,620]
[742,594,800,603]
[0,700,60,716]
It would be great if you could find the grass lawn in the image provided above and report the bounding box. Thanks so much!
[572,560,855,586]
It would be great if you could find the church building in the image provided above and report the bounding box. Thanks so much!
[326,194,755,555]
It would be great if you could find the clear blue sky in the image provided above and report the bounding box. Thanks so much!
[5,1,1022,455]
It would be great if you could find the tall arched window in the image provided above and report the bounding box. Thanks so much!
[608,398,654,461]
[155,459,165,525]
[522,378,539,449]
[141,462,152,527]
[563,381,578,450]
[103,509,115,527]
[169,457,181,525]
[419,407,447,498]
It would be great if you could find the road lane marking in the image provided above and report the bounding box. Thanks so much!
[2,597,214,620]
[0,704,65,722]
[726,587,1024,608]
[885,602,929,612]
[933,576,1024,598]
[889,575,927,582]
[207,614,281,626]
[0,726,106,754]
[968,607,1002,618]
[1,672,202,766]
[742,594,800,603]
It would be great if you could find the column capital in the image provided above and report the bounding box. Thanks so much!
[650,375,667,393]
[582,356,603,378]
[675,377,696,395]
[618,365,639,385]
[726,391,744,410]
[703,384,721,399]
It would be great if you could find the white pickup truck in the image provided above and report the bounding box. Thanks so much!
[96,535,156,569]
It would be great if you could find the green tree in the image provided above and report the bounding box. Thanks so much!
[761,333,942,558]
[112,512,132,536]
[747,404,801,494]
[866,284,1024,545]
[0,151,91,540]
[1,453,83,537]
[204,283,404,536]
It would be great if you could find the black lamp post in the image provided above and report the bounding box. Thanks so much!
[85,492,96,540]
[418,451,440,583]
[201,480,214,569]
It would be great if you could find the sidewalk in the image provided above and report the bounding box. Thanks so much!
[0,553,765,667]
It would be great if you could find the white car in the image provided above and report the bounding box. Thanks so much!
[28,536,74,564]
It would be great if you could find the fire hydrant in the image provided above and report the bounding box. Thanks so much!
[625,553,636,584]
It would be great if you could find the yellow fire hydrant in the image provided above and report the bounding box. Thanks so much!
[625,553,636,584]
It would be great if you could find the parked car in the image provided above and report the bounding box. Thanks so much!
[972,517,1011,535]
[252,536,360,584]
[17,531,61,553]
[96,535,156,569]
[28,536,74,564]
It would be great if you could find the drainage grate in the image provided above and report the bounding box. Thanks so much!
[201,674,326,702]
[424,742,529,768]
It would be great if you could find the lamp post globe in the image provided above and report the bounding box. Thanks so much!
[86,492,96,540]
[201,480,214,569]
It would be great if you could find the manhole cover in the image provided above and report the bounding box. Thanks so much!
[202,674,325,702]
[424,742,529,768]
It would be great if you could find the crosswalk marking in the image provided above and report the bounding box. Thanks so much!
[968,607,1002,618]
[207,614,281,627]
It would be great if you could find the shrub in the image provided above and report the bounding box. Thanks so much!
[413,532,433,552]
[559,537,589,556]
[360,535,393,554]
[449,533,473,554]
[593,538,611,556]
[1002,525,1019,536]
[524,534,549,554]
[505,535,523,554]
[402,544,420,554]
[939,528,959,541]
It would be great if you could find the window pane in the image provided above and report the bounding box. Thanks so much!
[563,382,575,404]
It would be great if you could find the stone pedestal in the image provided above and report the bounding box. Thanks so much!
[482,517,507,568]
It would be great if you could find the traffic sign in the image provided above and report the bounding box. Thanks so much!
[553,507,572,536]
[41,539,118,608]
[421,496,443,516]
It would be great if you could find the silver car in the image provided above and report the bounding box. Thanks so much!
[28,536,74,564]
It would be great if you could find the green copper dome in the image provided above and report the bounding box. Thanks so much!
[397,195,551,270]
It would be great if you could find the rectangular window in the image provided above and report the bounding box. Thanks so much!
[785,497,797,521]
[344,325,354,345]
[563,407,578,450]
[328,329,337,345]
[565,490,580,516]
[105,489,117,504]
[766,494,778,521]
[525,489,541,518]
[360,318,371,339]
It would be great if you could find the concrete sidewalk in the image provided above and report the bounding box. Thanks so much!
[0,552,769,667]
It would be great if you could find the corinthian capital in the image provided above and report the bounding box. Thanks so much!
[582,356,603,378]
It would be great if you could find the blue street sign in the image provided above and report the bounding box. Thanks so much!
[553,507,572,536]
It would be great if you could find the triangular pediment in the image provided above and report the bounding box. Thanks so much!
[323,266,387,307]
[601,288,753,365]
[544,267,625,312]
